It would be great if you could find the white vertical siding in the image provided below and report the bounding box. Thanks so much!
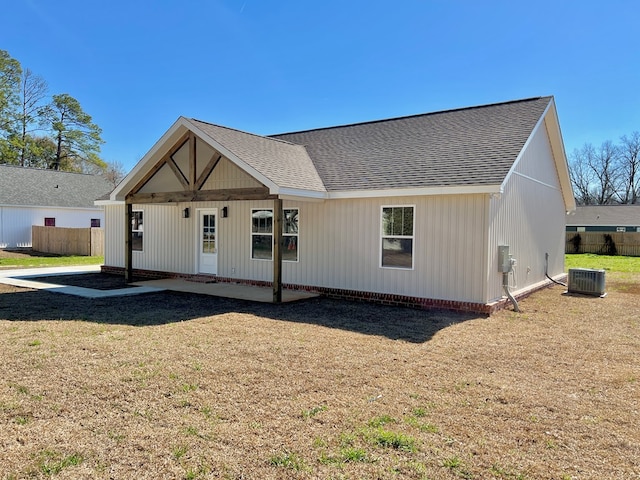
[138,164,183,193]
[290,195,488,302]
[103,195,490,303]
[0,206,104,249]
[202,157,263,190]
[104,205,124,267]
[486,120,567,302]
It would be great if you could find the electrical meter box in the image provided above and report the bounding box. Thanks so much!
[498,245,511,273]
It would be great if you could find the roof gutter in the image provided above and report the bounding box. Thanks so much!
[326,184,502,199]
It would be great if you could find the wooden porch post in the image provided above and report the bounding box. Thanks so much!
[273,197,283,303]
[125,202,133,283]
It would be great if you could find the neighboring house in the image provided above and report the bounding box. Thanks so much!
[0,165,112,249]
[98,96,575,313]
[566,205,640,232]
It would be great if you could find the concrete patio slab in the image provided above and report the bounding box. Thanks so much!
[134,278,319,303]
[0,266,164,298]
[0,266,318,303]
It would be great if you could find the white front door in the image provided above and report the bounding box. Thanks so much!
[198,209,217,274]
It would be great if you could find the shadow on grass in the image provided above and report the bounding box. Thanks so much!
[0,285,481,344]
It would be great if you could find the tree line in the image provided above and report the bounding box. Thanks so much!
[0,49,123,185]
[569,132,640,205]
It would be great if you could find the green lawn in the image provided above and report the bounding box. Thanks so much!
[0,255,103,269]
[3,252,637,274]
[565,253,640,273]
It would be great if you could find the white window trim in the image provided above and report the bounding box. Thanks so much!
[251,208,273,261]
[283,208,299,263]
[379,204,415,270]
[132,209,144,253]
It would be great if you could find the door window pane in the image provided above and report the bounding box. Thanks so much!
[202,214,216,254]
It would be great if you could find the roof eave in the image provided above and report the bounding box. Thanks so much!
[183,118,281,194]
[326,185,502,199]
[110,117,193,201]
[544,99,577,213]
[500,97,576,213]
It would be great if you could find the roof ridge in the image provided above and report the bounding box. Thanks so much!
[270,96,551,137]
[0,164,104,177]
[189,118,302,147]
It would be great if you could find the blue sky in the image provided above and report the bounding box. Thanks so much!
[3,0,639,172]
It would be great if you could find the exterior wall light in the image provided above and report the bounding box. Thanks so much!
[182,207,190,218]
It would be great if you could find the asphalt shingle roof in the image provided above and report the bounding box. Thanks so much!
[270,96,552,191]
[189,119,326,192]
[567,205,640,226]
[0,165,113,208]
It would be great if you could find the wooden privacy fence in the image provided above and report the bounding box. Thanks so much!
[566,231,640,256]
[32,226,104,256]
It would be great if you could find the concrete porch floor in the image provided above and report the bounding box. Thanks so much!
[133,278,319,303]
[0,266,318,303]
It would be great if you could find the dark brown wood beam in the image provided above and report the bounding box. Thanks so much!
[127,187,275,204]
[125,202,133,283]
[195,154,221,191]
[273,197,283,303]
[166,155,189,191]
[128,132,190,195]
[189,133,197,189]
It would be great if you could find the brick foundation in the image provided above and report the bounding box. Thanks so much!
[101,265,565,315]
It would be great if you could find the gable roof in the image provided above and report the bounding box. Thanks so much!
[567,205,640,226]
[110,96,573,208]
[189,119,326,193]
[0,164,112,208]
[271,96,553,192]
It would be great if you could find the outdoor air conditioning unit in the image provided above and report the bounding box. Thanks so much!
[568,268,606,296]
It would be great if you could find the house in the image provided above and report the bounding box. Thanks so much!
[566,205,640,232]
[0,165,113,249]
[98,96,575,313]
[565,205,640,256]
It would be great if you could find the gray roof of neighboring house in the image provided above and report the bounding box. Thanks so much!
[567,205,640,226]
[190,119,326,192]
[270,96,552,191]
[0,164,113,208]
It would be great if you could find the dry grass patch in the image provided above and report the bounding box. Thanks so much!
[1,269,639,479]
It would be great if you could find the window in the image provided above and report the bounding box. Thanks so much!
[131,210,143,251]
[202,214,216,253]
[381,206,414,269]
[91,218,101,228]
[251,208,272,260]
[251,208,300,261]
[44,217,55,227]
[616,226,626,232]
[283,208,299,262]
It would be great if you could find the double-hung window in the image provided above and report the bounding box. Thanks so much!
[131,210,143,251]
[251,208,300,261]
[251,209,273,260]
[283,208,299,262]
[381,205,414,269]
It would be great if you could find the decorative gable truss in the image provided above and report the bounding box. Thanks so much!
[126,132,275,205]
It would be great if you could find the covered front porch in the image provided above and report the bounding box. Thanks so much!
[106,118,326,303]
